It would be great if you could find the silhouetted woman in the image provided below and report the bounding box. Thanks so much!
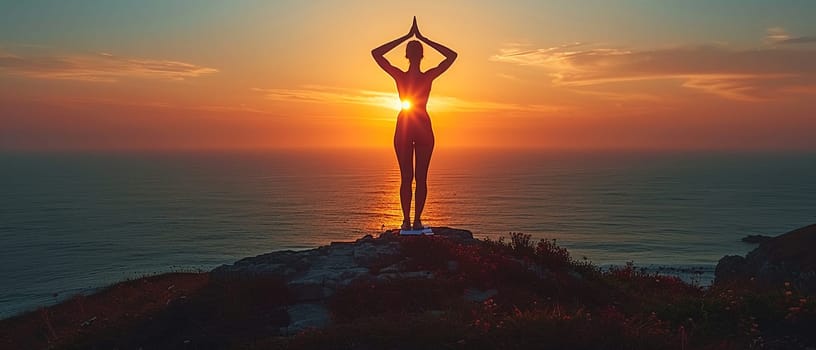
[372,17,457,231]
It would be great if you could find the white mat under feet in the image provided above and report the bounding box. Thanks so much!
[399,227,434,235]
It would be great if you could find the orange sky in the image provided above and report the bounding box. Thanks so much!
[1,1,815,151]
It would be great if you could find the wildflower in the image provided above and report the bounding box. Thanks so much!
[785,291,793,297]
[679,325,688,349]
[784,281,791,288]
[513,306,522,317]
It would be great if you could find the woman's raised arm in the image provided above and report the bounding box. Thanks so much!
[372,26,413,78]
[416,26,457,79]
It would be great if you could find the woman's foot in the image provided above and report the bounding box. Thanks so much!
[401,220,411,231]
[412,220,424,231]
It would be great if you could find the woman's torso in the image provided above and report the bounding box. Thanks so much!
[395,70,433,118]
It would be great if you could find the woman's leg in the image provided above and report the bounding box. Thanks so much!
[394,125,414,229]
[413,127,434,229]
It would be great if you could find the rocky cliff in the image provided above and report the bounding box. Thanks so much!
[715,224,816,292]
[212,227,479,333]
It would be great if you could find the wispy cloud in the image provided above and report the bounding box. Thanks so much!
[566,88,665,103]
[0,94,282,119]
[490,41,816,101]
[765,27,816,45]
[253,85,565,113]
[0,48,217,82]
[254,86,398,109]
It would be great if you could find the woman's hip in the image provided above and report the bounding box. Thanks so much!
[394,122,434,146]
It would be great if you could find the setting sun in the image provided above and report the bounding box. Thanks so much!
[401,100,411,110]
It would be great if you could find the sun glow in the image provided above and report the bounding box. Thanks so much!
[401,100,411,110]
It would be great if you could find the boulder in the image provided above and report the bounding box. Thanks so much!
[714,255,749,284]
[211,250,311,279]
[431,227,477,243]
[464,288,498,302]
[282,303,330,335]
[377,226,476,244]
[211,226,478,331]
[741,235,773,244]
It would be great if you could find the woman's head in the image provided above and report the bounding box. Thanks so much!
[406,40,423,60]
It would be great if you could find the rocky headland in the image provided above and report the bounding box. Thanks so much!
[1,225,815,349]
[716,224,816,293]
[211,227,480,334]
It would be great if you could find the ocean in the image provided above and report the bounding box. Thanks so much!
[1,149,814,318]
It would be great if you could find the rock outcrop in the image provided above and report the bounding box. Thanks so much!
[715,224,816,292]
[211,227,475,333]
[741,234,773,244]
